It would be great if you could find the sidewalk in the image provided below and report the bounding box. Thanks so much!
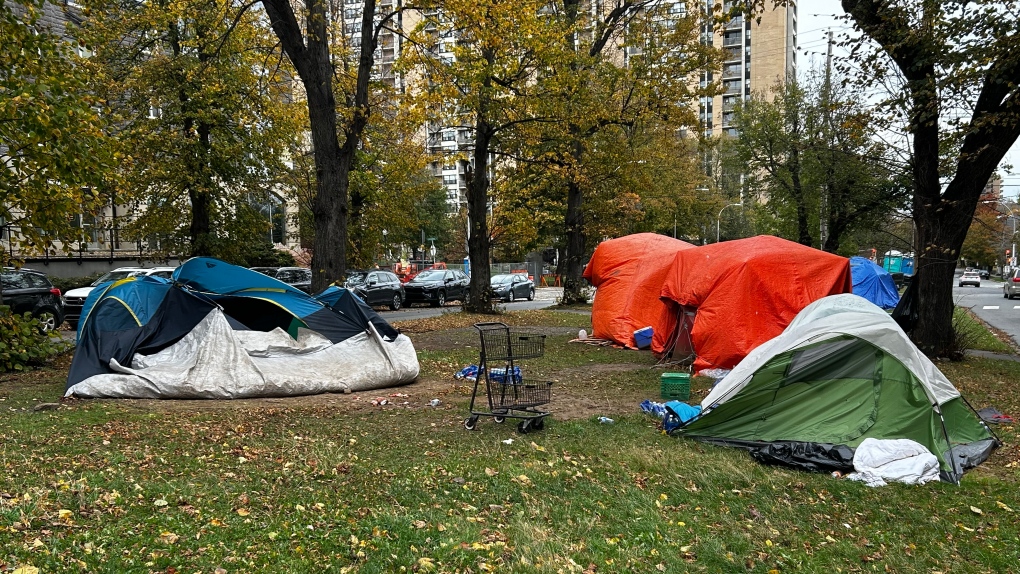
[965,349,1020,362]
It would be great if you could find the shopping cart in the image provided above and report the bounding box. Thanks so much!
[464,322,552,433]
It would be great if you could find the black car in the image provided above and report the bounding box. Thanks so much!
[490,273,535,302]
[346,270,405,310]
[249,266,280,277]
[403,269,470,307]
[275,267,312,293]
[979,269,990,280]
[1,268,65,332]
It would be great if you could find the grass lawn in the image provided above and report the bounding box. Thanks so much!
[1,309,1018,573]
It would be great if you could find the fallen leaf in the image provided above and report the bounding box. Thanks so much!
[970,506,983,515]
[412,520,427,529]
[996,501,1013,512]
[12,567,39,574]
[154,498,168,507]
[530,441,546,452]
[484,467,498,476]
[236,508,250,517]
[57,509,73,521]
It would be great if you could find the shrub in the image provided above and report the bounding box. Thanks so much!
[49,272,106,294]
[0,306,72,372]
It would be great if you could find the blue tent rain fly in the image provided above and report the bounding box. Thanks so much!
[66,258,419,399]
[849,256,900,309]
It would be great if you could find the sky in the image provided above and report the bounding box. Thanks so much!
[795,0,1020,202]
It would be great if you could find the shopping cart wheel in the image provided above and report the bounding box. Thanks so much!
[517,419,531,434]
[493,416,506,424]
[464,416,479,431]
[532,417,545,430]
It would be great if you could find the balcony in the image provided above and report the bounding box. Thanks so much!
[724,16,743,29]
[722,36,742,47]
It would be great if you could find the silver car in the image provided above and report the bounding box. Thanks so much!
[1004,268,1020,299]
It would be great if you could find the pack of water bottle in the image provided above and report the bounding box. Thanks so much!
[455,364,479,381]
[489,366,522,385]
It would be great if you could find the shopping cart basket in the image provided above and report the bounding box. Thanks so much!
[464,322,551,433]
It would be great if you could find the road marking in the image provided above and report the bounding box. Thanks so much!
[982,306,1000,310]
[1015,305,1020,310]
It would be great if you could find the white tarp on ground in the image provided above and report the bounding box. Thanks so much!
[64,309,419,399]
[846,438,941,487]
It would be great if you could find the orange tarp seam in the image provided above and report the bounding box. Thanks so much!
[583,233,696,348]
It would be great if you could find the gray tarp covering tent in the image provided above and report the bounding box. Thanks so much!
[66,258,419,399]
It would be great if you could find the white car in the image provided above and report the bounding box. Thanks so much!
[958,271,981,288]
[64,266,176,328]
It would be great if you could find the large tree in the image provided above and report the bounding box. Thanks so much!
[261,0,406,291]
[409,0,566,313]
[78,0,302,260]
[539,0,718,304]
[842,0,1020,356]
[1,0,112,268]
[734,74,909,253]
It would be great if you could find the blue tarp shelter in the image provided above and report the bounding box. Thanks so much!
[850,256,900,309]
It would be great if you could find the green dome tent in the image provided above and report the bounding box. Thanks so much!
[673,294,997,483]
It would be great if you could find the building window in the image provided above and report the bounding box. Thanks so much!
[443,175,458,185]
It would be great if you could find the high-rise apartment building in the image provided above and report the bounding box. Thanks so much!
[338,1,797,212]
[701,1,797,137]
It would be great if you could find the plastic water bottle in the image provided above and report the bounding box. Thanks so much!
[598,417,614,424]
[578,329,588,340]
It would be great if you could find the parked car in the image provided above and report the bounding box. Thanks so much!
[403,269,470,307]
[1,267,65,332]
[490,273,535,302]
[275,267,312,293]
[249,266,280,276]
[979,269,990,279]
[63,267,175,329]
[346,270,405,310]
[1004,268,1020,299]
[958,271,981,287]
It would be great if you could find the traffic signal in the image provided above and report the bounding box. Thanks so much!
[1008,249,1013,257]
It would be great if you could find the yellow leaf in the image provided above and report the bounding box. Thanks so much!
[484,467,497,476]
[12,567,39,574]
[57,509,73,520]
[970,506,983,515]
[530,441,546,452]
[236,508,250,517]
[996,501,1014,512]
[765,539,773,547]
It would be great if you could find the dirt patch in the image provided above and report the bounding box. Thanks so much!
[14,317,667,422]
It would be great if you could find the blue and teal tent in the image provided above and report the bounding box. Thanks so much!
[849,256,900,309]
[67,258,418,399]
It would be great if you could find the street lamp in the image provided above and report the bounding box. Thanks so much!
[717,202,743,243]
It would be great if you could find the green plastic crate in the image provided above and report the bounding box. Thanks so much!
[660,372,691,400]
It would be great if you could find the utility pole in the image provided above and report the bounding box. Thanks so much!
[820,29,834,251]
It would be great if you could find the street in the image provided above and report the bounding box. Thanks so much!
[953,278,1020,347]
[383,287,562,321]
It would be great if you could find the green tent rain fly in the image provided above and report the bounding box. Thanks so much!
[673,295,997,483]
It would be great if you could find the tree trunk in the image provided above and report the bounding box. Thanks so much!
[189,121,215,256]
[561,170,587,304]
[262,0,351,292]
[305,77,346,292]
[464,113,495,314]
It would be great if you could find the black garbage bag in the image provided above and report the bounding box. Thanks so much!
[891,274,917,334]
[748,441,856,474]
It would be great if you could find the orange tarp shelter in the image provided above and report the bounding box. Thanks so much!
[583,233,696,348]
[654,235,852,372]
